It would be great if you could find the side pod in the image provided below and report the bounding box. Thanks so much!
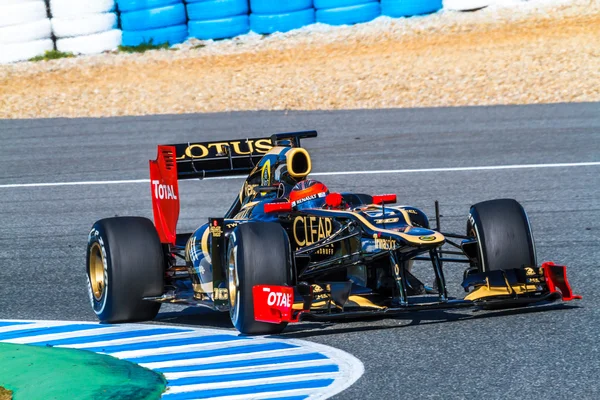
[149,146,180,245]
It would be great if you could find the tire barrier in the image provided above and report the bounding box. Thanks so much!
[116,0,181,13]
[52,13,118,38]
[118,0,187,46]
[250,8,315,34]
[187,0,250,41]
[122,23,188,46]
[56,29,123,55]
[315,1,381,26]
[51,0,121,55]
[49,0,116,18]
[0,0,52,63]
[249,0,313,14]
[381,0,443,18]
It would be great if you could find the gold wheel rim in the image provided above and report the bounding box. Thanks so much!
[228,249,237,313]
[89,243,105,301]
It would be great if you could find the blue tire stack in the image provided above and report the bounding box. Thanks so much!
[118,0,188,46]
[187,0,250,40]
[380,0,442,18]
[315,0,380,26]
[249,0,315,34]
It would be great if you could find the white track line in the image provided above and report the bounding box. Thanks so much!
[163,359,335,380]
[108,337,256,359]
[164,372,340,395]
[187,387,323,400]
[63,330,218,349]
[140,347,318,370]
[1,161,598,189]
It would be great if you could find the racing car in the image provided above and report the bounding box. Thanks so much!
[86,131,581,334]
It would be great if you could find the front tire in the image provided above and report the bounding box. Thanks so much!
[467,199,537,272]
[86,217,164,323]
[227,222,293,335]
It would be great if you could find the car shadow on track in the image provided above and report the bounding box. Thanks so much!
[275,303,580,339]
[150,303,580,338]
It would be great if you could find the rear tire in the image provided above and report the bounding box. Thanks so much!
[467,199,536,272]
[227,222,293,335]
[86,217,164,323]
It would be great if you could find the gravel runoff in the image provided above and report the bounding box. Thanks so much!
[0,0,598,119]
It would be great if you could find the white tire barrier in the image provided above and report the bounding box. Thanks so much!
[0,1,47,28]
[49,0,116,18]
[52,13,118,38]
[50,0,121,54]
[0,0,52,63]
[0,38,53,63]
[0,18,51,44]
[56,29,122,54]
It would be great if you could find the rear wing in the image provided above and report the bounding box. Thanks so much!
[149,131,317,244]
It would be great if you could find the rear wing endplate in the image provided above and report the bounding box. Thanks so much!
[149,131,317,244]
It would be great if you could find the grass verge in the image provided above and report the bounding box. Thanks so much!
[118,42,173,53]
[29,50,75,62]
[0,386,12,400]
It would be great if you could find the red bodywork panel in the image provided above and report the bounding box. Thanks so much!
[542,262,582,301]
[264,202,293,214]
[372,194,397,205]
[149,146,180,245]
[253,285,300,324]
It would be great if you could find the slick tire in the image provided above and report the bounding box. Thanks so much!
[86,217,164,323]
[227,222,293,335]
[467,199,537,272]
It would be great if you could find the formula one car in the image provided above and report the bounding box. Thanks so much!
[86,131,581,334]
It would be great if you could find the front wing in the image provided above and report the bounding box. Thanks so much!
[253,262,581,324]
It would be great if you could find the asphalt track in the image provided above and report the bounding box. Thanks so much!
[1,102,599,399]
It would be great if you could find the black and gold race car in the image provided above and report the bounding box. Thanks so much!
[86,131,580,334]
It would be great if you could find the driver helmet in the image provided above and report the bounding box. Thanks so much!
[290,180,329,211]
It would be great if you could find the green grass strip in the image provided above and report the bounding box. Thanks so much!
[0,343,166,400]
[29,50,75,62]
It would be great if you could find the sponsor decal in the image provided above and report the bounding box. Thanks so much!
[265,289,292,308]
[291,192,326,207]
[374,217,399,224]
[418,235,436,242]
[152,180,177,200]
[214,288,228,301]
[293,216,334,254]
[210,220,223,238]
[176,139,273,160]
[373,234,396,250]
[405,209,418,214]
